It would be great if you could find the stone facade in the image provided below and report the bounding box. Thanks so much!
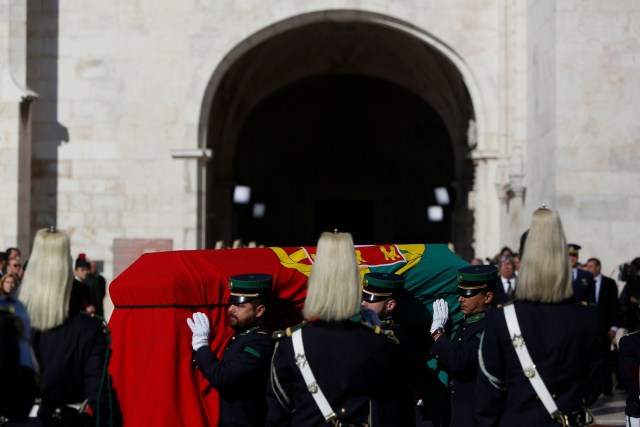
[1,0,639,282]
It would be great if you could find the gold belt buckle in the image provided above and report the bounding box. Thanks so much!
[552,411,569,427]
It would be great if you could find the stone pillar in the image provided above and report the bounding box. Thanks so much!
[0,0,38,253]
[171,148,213,248]
[470,149,500,261]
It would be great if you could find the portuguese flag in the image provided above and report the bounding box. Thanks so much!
[108,244,468,426]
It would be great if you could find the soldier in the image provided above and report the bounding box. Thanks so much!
[361,271,405,332]
[618,331,640,426]
[568,243,596,304]
[266,231,399,426]
[476,208,603,426]
[429,264,497,427]
[361,272,417,427]
[187,273,274,427]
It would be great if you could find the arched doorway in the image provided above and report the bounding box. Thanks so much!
[203,12,476,258]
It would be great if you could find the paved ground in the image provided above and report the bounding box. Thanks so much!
[592,388,628,427]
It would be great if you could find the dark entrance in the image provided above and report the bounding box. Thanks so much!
[204,16,475,257]
[313,200,374,245]
[231,74,454,247]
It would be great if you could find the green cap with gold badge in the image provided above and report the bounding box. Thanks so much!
[361,272,405,303]
[228,273,273,304]
[457,265,498,297]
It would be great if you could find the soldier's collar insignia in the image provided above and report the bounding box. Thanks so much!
[465,311,487,324]
[239,325,259,336]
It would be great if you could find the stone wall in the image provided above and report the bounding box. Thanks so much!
[0,0,637,280]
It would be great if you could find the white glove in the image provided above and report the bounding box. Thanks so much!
[187,312,210,351]
[430,298,449,334]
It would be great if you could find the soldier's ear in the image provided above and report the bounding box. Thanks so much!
[484,292,495,304]
[255,304,266,318]
[386,299,397,311]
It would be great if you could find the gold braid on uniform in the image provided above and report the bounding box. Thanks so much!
[359,321,400,344]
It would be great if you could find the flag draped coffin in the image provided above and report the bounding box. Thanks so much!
[108,243,468,426]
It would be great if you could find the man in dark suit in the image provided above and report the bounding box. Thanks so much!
[587,257,621,396]
[568,244,596,304]
[493,256,517,306]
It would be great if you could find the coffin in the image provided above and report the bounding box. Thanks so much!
[108,243,468,426]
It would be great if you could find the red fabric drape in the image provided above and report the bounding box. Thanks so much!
[108,249,308,427]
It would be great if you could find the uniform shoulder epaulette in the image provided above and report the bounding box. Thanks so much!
[495,300,514,310]
[579,301,597,308]
[272,320,308,340]
[79,310,108,328]
[382,328,400,344]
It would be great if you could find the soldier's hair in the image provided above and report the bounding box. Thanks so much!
[516,208,573,303]
[303,231,361,322]
[18,229,73,331]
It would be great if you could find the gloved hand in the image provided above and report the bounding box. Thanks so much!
[187,312,210,351]
[430,298,449,334]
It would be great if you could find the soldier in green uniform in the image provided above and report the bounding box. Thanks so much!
[266,232,399,427]
[187,273,274,427]
[429,265,497,427]
[361,272,417,427]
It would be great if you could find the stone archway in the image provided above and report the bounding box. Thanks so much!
[202,11,478,258]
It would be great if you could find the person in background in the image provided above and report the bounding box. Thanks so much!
[6,257,24,283]
[72,253,96,314]
[0,272,38,423]
[187,273,274,427]
[429,265,497,427]
[84,256,106,317]
[586,256,620,397]
[5,247,21,264]
[0,251,7,277]
[475,207,603,426]
[494,257,517,306]
[266,231,400,427]
[1,272,19,297]
[5,247,23,280]
[568,243,596,304]
[17,228,121,426]
[513,253,521,276]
